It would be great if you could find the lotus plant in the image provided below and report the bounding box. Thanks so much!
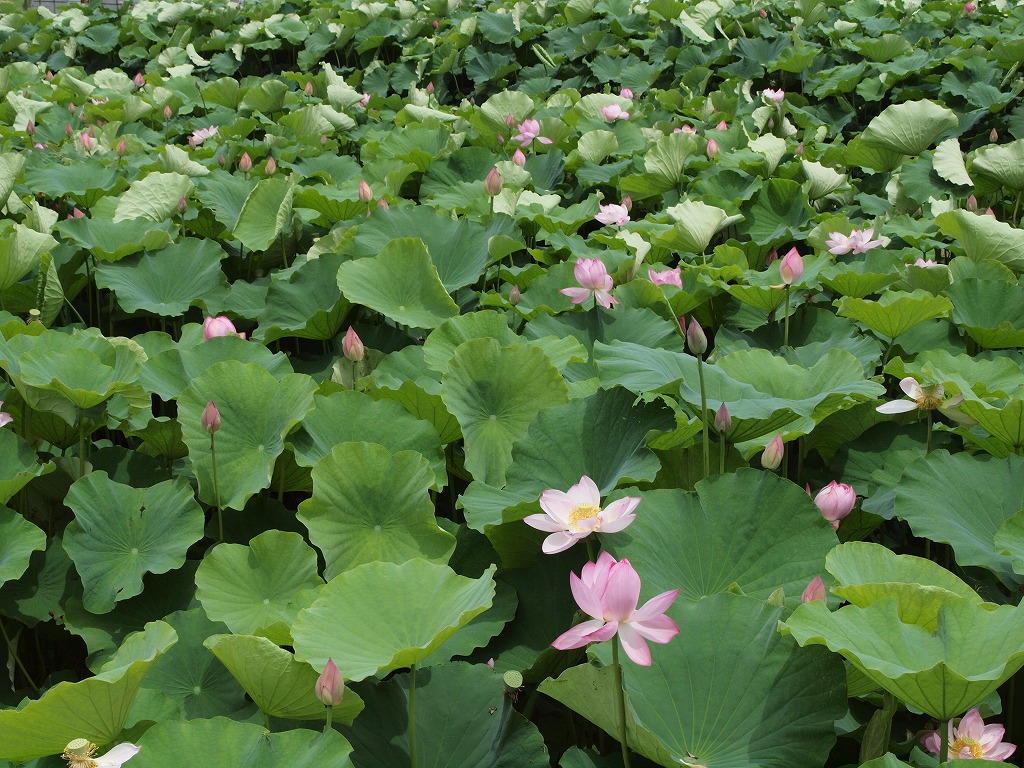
[802,576,826,603]
[923,708,1015,762]
[825,228,884,255]
[343,327,364,389]
[595,203,630,227]
[512,118,552,147]
[761,434,784,471]
[0,401,11,428]
[876,377,974,452]
[601,103,629,121]
[647,267,682,288]
[203,315,244,340]
[684,317,711,478]
[202,401,224,541]
[524,475,639,554]
[62,740,138,767]
[560,258,618,309]
[813,481,856,529]
[316,658,345,730]
[774,247,803,347]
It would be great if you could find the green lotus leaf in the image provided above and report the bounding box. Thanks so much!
[0,534,71,626]
[935,210,1024,271]
[63,473,205,614]
[342,662,549,768]
[802,158,852,200]
[195,530,324,644]
[418,581,518,667]
[844,137,906,173]
[93,238,229,316]
[0,620,177,763]
[836,290,953,340]
[178,361,317,510]
[970,138,1024,192]
[543,593,846,768]
[294,185,366,225]
[995,510,1024,576]
[23,157,121,208]
[780,597,1024,719]
[825,542,983,630]
[737,178,814,245]
[232,177,295,252]
[367,345,462,444]
[131,717,354,768]
[254,252,350,342]
[859,99,958,156]
[422,311,519,374]
[883,348,1024,400]
[205,634,364,722]
[948,279,1024,349]
[337,238,459,329]
[819,262,899,299]
[194,171,257,232]
[957,398,1024,453]
[114,171,193,223]
[638,131,701,192]
[0,505,44,587]
[0,152,24,203]
[661,199,733,254]
[0,222,57,292]
[55,212,176,262]
[292,560,495,681]
[0,429,54,505]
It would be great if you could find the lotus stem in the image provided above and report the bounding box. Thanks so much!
[585,536,597,563]
[78,419,86,478]
[783,285,791,348]
[210,433,223,542]
[409,663,419,768]
[611,636,633,768]
[697,356,710,478]
[324,704,333,733]
[926,410,933,456]
[940,715,949,767]
[0,618,38,692]
[719,437,726,475]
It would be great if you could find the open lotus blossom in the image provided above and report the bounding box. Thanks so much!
[0,401,12,428]
[876,377,974,423]
[825,228,885,255]
[913,258,939,268]
[203,315,245,341]
[62,739,139,768]
[923,709,1015,761]
[190,126,218,145]
[595,203,630,227]
[674,124,696,134]
[648,267,682,288]
[552,552,680,666]
[560,258,619,309]
[512,118,553,147]
[762,88,785,102]
[813,481,856,529]
[524,475,639,554]
[601,103,629,121]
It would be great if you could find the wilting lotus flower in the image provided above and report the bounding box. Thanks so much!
[552,552,680,666]
[762,88,785,102]
[342,327,364,362]
[203,315,244,340]
[761,433,784,469]
[191,125,218,145]
[315,658,345,706]
[595,203,630,227]
[62,739,139,768]
[524,475,639,554]
[876,377,974,423]
[923,709,1015,761]
[813,481,856,529]
[512,118,553,147]
[601,103,629,121]
[648,267,682,288]
[0,401,12,428]
[560,258,618,308]
[802,575,826,603]
[778,247,804,285]
[201,401,221,434]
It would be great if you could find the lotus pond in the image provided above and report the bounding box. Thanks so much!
[1,0,1024,766]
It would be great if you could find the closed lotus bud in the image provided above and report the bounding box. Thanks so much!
[686,317,708,355]
[706,139,719,157]
[484,166,502,197]
[622,195,632,211]
[714,403,731,433]
[761,433,784,470]
[46,70,54,81]
[343,327,365,362]
[509,284,521,305]
[426,82,434,94]
[188,136,197,150]
[779,247,804,285]
[986,207,996,216]
[377,196,389,211]
[316,658,345,706]
[716,120,728,130]
[201,401,221,434]
[620,87,633,99]
[814,481,856,529]
[134,72,145,87]
[80,132,93,151]
[358,179,373,204]
[321,134,328,144]
[801,575,825,603]
[65,122,73,138]
[759,7,767,16]
[506,113,516,129]
[765,248,779,265]
[432,18,439,27]
[966,194,978,211]
[68,102,75,113]
[265,156,277,175]
[512,148,526,166]
[70,207,84,219]
[116,137,127,156]
[990,127,998,142]
[496,133,504,145]
[26,119,34,136]
[304,81,313,96]
[204,315,240,340]
[218,153,226,167]
[795,142,804,155]
[239,152,252,173]
[177,196,187,214]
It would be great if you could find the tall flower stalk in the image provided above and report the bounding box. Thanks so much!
[202,401,223,541]
[686,317,710,478]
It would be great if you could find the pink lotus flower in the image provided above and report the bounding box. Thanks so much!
[714,403,731,433]
[238,152,252,173]
[315,658,345,706]
[706,139,719,157]
[484,166,502,197]
[552,552,680,666]
[116,138,127,156]
[620,87,633,99]
[913,258,939,268]
[762,88,785,102]
[359,93,371,107]
[675,125,696,134]
[876,377,974,423]
[813,481,855,529]
[191,126,218,145]
[963,1,977,13]
[778,247,803,285]
[560,258,618,308]
[512,118,553,147]
[265,156,277,176]
[62,740,139,767]
[716,120,728,130]
[524,475,639,554]
[358,180,373,204]
[685,317,707,355]
[595,203,630,227]
[0,401,12,428]
[761,433,784,469]
[80,133,94,152]
[163,105,172,120]
[304,81,313,97]
[601,103,629,122]
[648,268,682,288]
[203,315,245,340]
[826,228,884,255]
[342,327,364,362]
[923,709,1015,761]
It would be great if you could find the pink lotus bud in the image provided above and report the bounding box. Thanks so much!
[343,327,365,361]
[620,87,633,99]
[496,133,504,145]
[218,153,226,167]
[316,659,345,706]
[239,152,252,173]
[111,136,125,157]
[68,102,75,113]
[69,207,84,219]
[622,195,632,211]
[802,575,825,603]
[506,113,516,129]
[486,658,495,668]
[714,403,731,433]
[358,180,373,203]
[966,194,978,211]
[433,19,439,28]
[321,134,329,144]
[134,72,145,87]
[426,82,435,94]
[201,401,221,434]
[795,142,804,156]
[377,197,389,211]
[814,481,856,529]
[177,196,187,214]
[805,483,812,496]
[265,156,277,176]
[509,285,521,305]
[512,148,526,166]
[761,434,784,470]
[163,104,172,119]
[759,7,767,16]
[25,120,34,136]
[484,166,502,197]
[686,317,707,355]
[204,315,240,340]
[779,247,804,285]
[716,120,728,130]
[65,122,73,138]
[188,137,197,150]
[359,93,370,107]
[963,1,976,13]
[706,139,719,157]
[990,127,998,142]
[766,248,779,265]
[986,207,996,216]
[46,71,54,81]
[80,132,93,151]
[304,81,313,96]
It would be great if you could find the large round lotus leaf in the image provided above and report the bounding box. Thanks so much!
[131,716,354,768]
[0,505,44,587]
[422,311,519,374]
[337,238,459,329]
[889,451,1024,585]
[368,345,462,443]
[195,530,323,645]
[292,560,496,681]
[63,473,205,614]
[836,291,953,341]
[297,442,455,579]
[605,470,836,606]
[0,621,176,763]
[441,338,569,486]
[737,178,814,245]
[825,542,983,630]
[254,252,350,343]
[55,212,176,262]
[859,99,958,156]
[93,238,229,317]
[289,390,445,488]
[948,279,1024,349]
[0,534,71,626]
[662,199,732,254]
[780,597,1024,720]
[205,634,364,723]
[970,138,1024,191]
[178,361,317,510]
[23,157,120,209]
[542,593,846,768]
[342,662,549,768]
[935,210,1024,271]
[140,608,247,719]
[0,222,57,292]
[418,582,517,667]
[996,510,1024,576]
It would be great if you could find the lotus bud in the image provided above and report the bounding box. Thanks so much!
[805,483,812,496]
[759,7,767,16]
[239,152,252,173]
[506,113,516,129]
[358,180,373,204]
[761,434,784,470]
[201,401,221,434]
[68,102,75,113]
[484,166,502,197]
[46,70,54,81]
[714,403,731,433]
[779,247,804,285]
[321,134,329,144]
[218,153,226,167]
[265,156,277,176]
[964,1,976,13]
[188,136,197,150]
[814,481,856,529]
[343,327,365,362]
[304,81,313,96]
[359,93,370,107]
[801,575,825,603]
[795,142,804,155]
[426,82,434,94]
[377,196,389,211]
[316,658,345,706]
[512,148,526,166]
[509,284,521,305]
[986,207,996,216]
[134,72,145,87]
[716,120,728,130]
[69,207,84,219]
[26,119,34,136]
[177,196,187,214]
[966,194,978,211]
[990,127,998,142]
[686,317,707,355]
[163,105,172,120]
[496,133,504,144]
[620,87,633,99]
[204,315,240,340]
[765,248,779,265]
[622,195,632,211]
[65,122,73,137]
[80,132,93,151]
[486,658,495,668]
[706,138,719,157]
[433,19,439,28]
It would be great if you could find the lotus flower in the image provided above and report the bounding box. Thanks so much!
[706,138,720,157]
[513,118,553,147]
[358,179,373,203]
[685,317,707,355]
[601,103,629,122]
[201,401,221,434]
[620,87,633,99]
[62,739,139,768]
[595,203,630,227]
[802,575,826,603]
[761,433,784,469]
[552,552,680,666]
[484,166,502,197]
[778,247,803,285]
[675,125,696,134]
[923,709,1015,761]
[876,377,974,423]
[512,148,527,166]
[238,152,252,173]
[359,93,371,107]
[0,401,12,428]
[813,481,855,529]
[826,228,884,255]
[560,258,618,309]
[714,403,731,433]
[648,267,682,288]
[190,126,218,145]
[203,315,244,341]
[524,475,639,554]
[964,1,977,13]
[762,88,785,102]
[913,258,939,268]
[315,658,345,706]
[342,327,364,362]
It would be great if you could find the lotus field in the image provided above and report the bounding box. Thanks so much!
[2,0,1024,765]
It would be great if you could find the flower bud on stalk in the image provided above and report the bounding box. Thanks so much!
[201,401,221,434]
[686,317,707,355]
[343,327,365,362]
[238,152,252,173]
[714,403,731,433]
[484,166,502,197]
[761,434,784,470]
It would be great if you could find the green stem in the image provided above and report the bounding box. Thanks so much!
[719,437,726,475]
[0,618,38,692]
[783,285,791,348]
[78,419,86,478]
[211,434,223,542]
[926,410,933,456]
[351,359,358,391]
[697,356,709,479]
[324,704,333,733]
[409,664,418,768]
[611,636,633,768]
[585,536,597,563]
[939,716,949,766]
